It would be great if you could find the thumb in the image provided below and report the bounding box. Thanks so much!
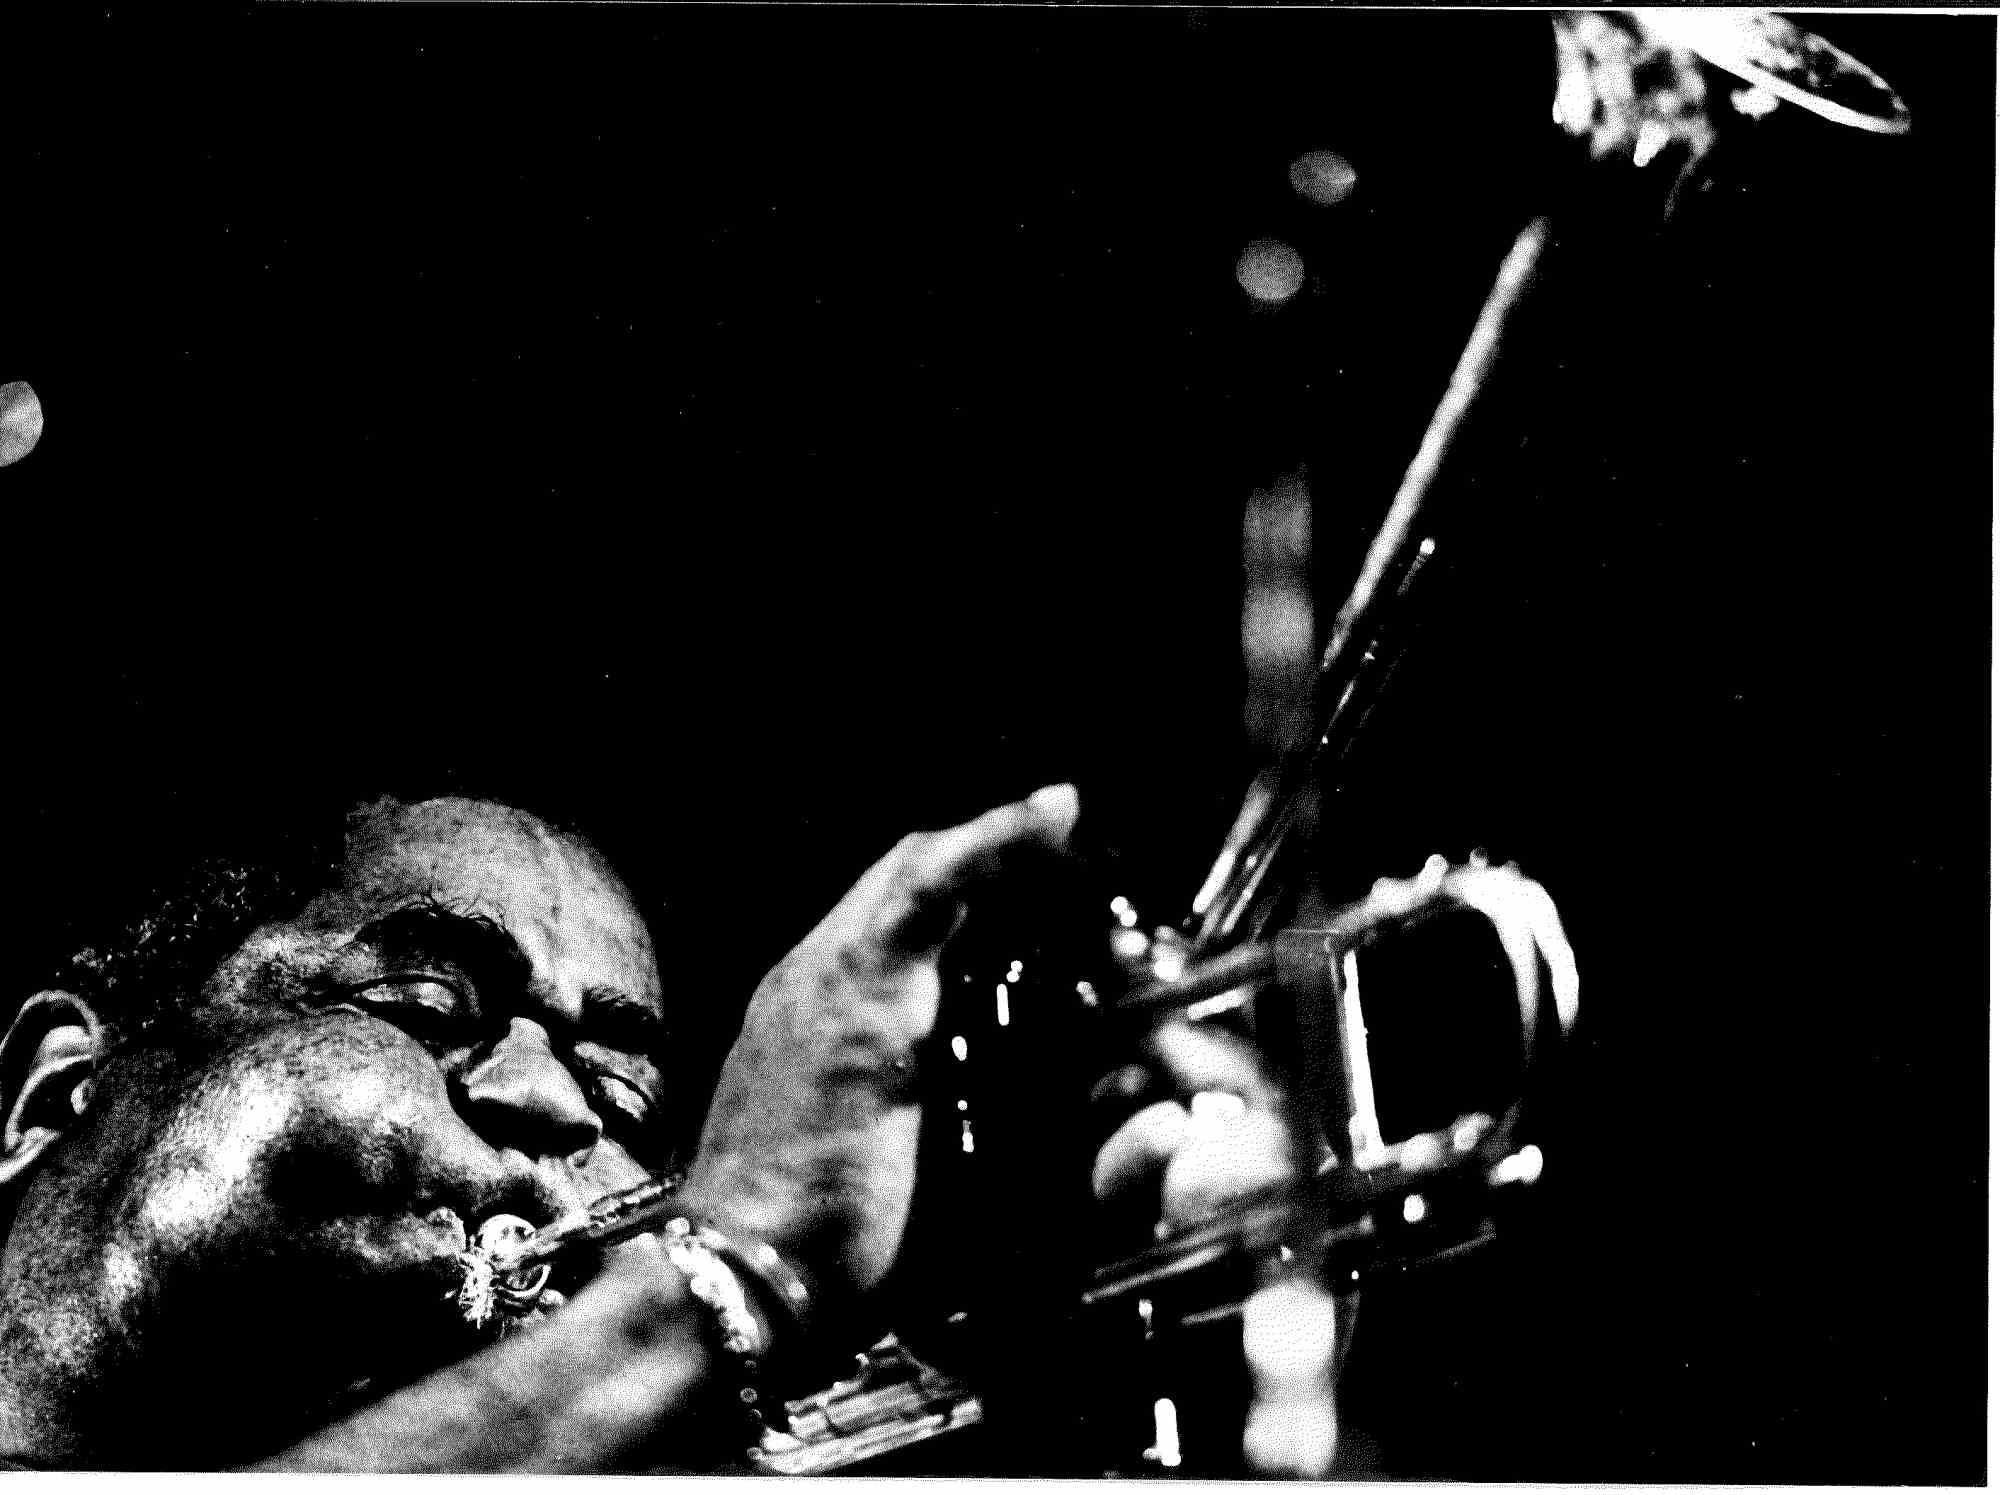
[1241,1276,1344,1477]
[888,784,1079,953]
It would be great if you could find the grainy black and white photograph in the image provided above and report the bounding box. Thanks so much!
[2,4,1992,1480]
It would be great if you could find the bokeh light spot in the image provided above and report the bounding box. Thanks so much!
[1236,239,1304,304]
[1289,149,1357,206]
[0,381,45,468]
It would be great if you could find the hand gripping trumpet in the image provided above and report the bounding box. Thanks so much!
[438,215,1580,1466]
[446,177,1569,1485]
[1091,855,1578,1319]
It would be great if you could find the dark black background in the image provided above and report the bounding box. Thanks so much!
[6,5,1991,1482]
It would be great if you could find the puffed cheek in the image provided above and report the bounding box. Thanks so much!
[279,1021,462,1140]
[194,1012,484,1199]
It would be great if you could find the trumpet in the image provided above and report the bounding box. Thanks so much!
[452,12,1909,1472]
[447,850,1579,1474]
[450,217,1578,1475]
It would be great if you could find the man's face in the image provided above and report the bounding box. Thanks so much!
[0,799,673,1468]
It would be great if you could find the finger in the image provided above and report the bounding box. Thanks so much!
[1145,1021,1286,1113]
[1091,1099,1191,1205]
[1522,880,1581,1031]
[1158,1109,1296,1227]
[889,784,1080,951]
[1363,852,1450,920]
[1454,867,1581,1035]
[1241,1275,1343,1478]
[1087,1062,1176,1152]
[1089,1062,1162,1112]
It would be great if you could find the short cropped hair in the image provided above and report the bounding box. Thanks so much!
[57,841,339,1045]
[45,790,671,1047]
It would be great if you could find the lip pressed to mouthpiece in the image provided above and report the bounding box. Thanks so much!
[457,1177,686,1328]
[456,1213,552,1328]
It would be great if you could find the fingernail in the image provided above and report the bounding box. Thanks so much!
[1029,783,1080,825]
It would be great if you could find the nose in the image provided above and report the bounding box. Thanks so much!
[455,1016,603,1163]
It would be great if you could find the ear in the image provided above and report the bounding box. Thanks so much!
[0,991,105,1194]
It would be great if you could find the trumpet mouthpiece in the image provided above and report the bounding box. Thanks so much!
[456,1212,552,1329]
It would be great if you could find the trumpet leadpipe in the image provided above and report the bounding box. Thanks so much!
[486,1175,684,1278]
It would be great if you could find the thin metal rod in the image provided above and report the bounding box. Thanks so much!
[489,1176,683,1274]
[1188,217,1551,951]
[1115,941,1277,1016]
[1317,217,1549,680]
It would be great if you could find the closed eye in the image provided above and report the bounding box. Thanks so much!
[590,1071,654,1131]
[571,1043,664,1149]
[337,975,473,1050]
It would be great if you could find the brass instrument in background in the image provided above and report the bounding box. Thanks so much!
[461,11,1910,1476]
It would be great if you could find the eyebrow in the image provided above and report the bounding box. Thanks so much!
[353,902,534,1000]
[356,901,668,1059]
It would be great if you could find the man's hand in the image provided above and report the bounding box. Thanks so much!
[260,1236,738,1473]
[687,785,1079,1312]
[1093,1021,1352,1479]
[267,787,1078,1472]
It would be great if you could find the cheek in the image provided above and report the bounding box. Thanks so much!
[136,1012,476,1242]
[572,1133,659,1203]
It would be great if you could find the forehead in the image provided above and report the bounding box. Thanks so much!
[306,799,662,1009]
